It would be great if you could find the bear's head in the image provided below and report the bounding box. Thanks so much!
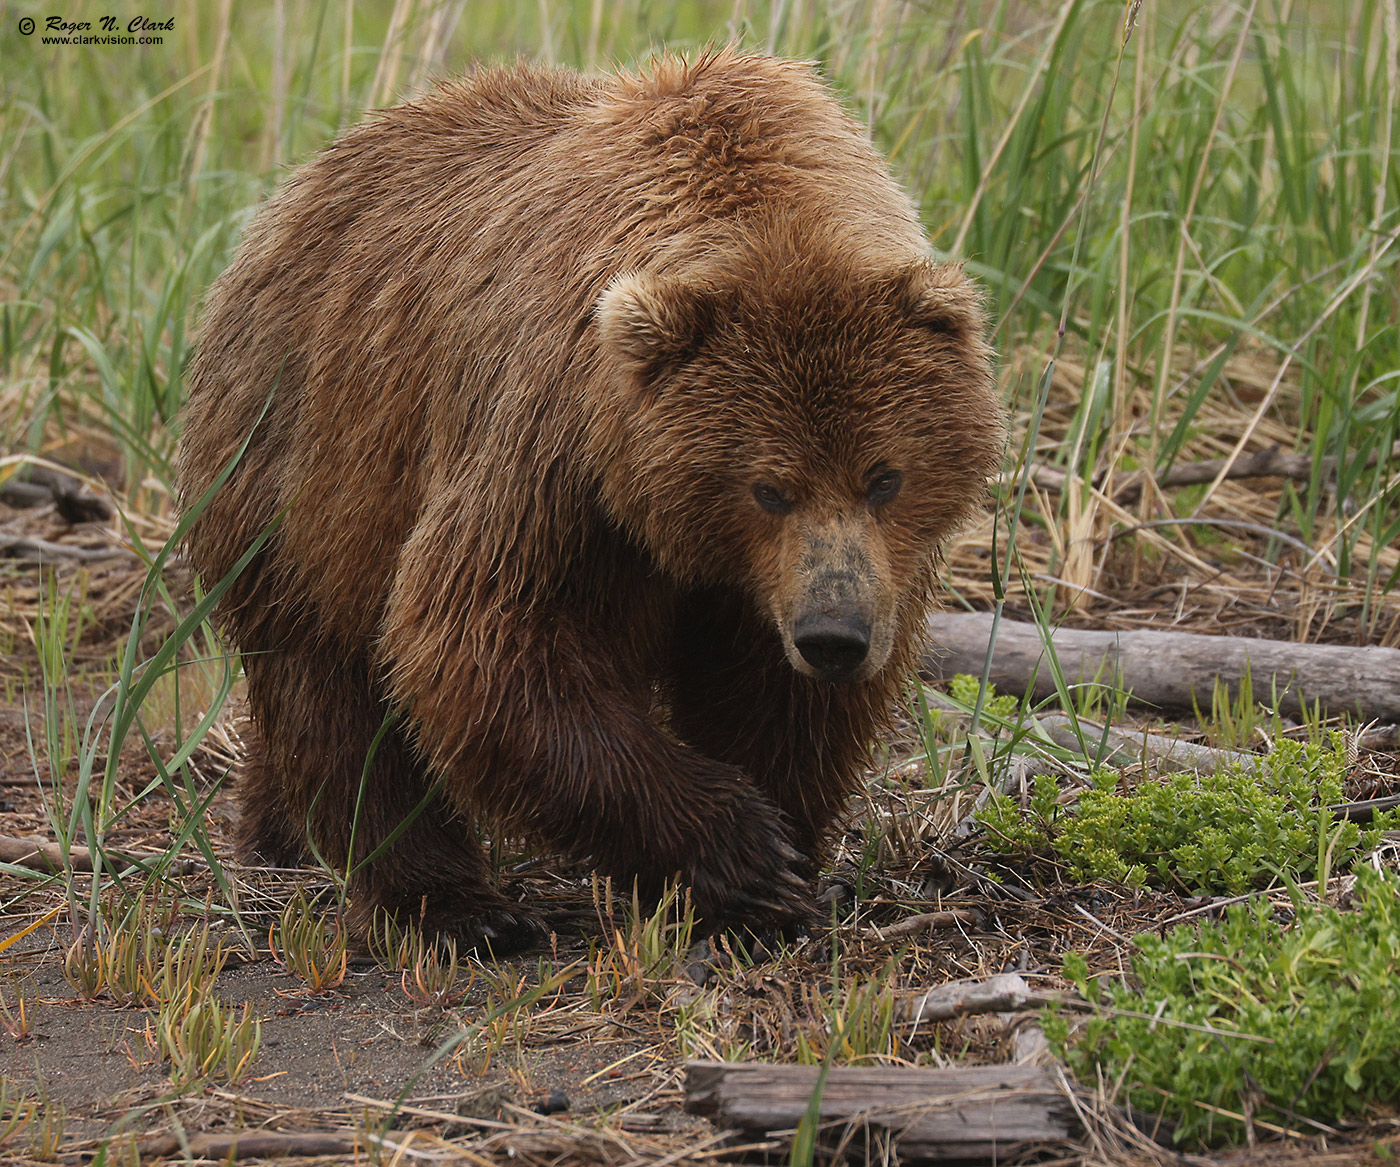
[593,225,1003,684]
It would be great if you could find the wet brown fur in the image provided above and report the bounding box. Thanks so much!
[178,51,1005,946]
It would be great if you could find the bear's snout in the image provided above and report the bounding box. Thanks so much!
[793,610,871,679]
[777,517,894,683]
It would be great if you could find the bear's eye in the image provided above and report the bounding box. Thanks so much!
[866,468,903,506]
[753,482,793,515]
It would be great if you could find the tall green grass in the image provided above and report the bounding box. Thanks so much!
[4,0,1395,622]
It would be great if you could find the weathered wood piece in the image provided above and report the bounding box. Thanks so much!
[923,611,1400,721]
[0,835,191,874]
[1016,439,1400,506]
[0,461,112,522]
[1034,712,1259,774]
[684,1060,1080,1163]
[874,908,980,941]
[900,973,1037,1027]
[0,533,127,563]
[138,1130,379,1159]
[0,835,90,872]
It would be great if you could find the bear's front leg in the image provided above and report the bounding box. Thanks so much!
[667,588,898,866]
[382,594,815,933]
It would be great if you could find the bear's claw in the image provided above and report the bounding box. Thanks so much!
[684,819,821,934]
[444,909,547,956]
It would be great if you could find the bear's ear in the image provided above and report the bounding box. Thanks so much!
[898,260,987,338]
[595,272,714,380]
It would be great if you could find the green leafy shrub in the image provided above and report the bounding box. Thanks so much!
[947,674,1020,721]
[1046,871,1400,1147]
[979,733,1389,893]
[977,770,1066,854]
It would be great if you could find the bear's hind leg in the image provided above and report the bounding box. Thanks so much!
[240,643,541,953]
[233,727,310,867]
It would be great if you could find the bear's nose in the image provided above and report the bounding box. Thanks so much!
[794,613,871,679]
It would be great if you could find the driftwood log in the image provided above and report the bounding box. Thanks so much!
[684,1061,1080,1163]
[0,460,112,523]
[0,835,196,875]
[0,533,129,563]
[1017,440,1400,507]
[923,611,1400,722]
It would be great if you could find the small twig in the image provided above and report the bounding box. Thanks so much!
[1071,902,1135,946]
[1328,794,1400,823]
[874,908,980,941]
[343,1091,515,1131]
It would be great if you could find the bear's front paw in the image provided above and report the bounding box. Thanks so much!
[439,907,547,957]
[355,897,546,958]
[684,817,820,935]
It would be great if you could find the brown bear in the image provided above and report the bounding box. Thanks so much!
[178,49,1004,949]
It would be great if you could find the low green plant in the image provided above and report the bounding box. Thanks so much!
[0,1076,33,1144]
[1194,663,1264,750]
[59,886,212,1007]
[587,878,697,1008]
[156,918,231,1006]
[154,990,261,1090]
[946,674,1019,723]
[97,887,185,1007]
[149,919,257,1089]
[795,973,901,1067]
[367,908,426,973]
[61,899,162,1006]
[402,936,470,1012]
[0,1076,65,1160]
[463,961,537,1073]
[269,888,348,993]
[979,733,1389,893]
[0,984,33,1043]
[61,931,104,1001]
[1070,664,1132,725]
[977,770,1067,855]
[449,959,581,1077]
[672,989,753,1063]
[1047,870,1400,1147]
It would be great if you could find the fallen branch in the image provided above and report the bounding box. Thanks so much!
[0,460,113,523]
[0,835,196,875]
[0,836,90,873]
[1034,712,1258,775]
[685,1060,1082,1163]
[1016,440,1400,506]
[923,612,1400,721]
[925,686,1258,776]
[138,1130,385,1160]
[0,533,129,563]
[874,908,981,941]
[900,973,1046,1027]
